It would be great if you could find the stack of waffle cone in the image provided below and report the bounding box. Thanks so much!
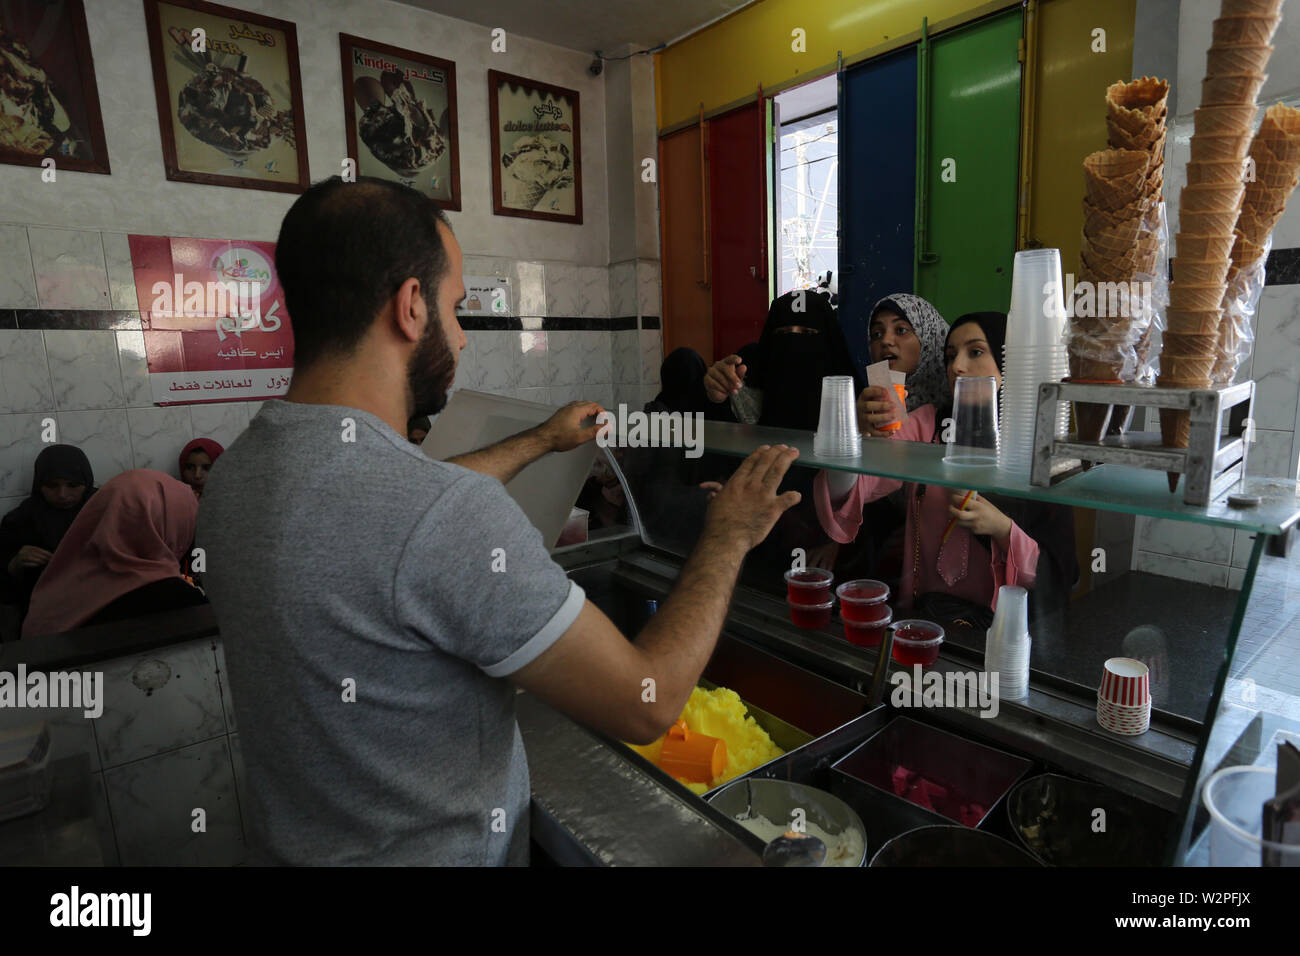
[1214,102,1300,382]
[1159,0,1279,490]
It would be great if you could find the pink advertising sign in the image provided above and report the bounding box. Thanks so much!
[128,235,295,404]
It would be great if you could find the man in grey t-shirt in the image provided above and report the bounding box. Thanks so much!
[197,177,801,865]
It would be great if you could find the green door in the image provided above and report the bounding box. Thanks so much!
[916,10,1023,324]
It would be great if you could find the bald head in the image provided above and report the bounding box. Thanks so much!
[276,176,453,369]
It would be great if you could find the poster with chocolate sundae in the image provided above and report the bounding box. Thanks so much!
[143,0,310,193]
[340,35,460,210]
[0,0,110,174]
[488,70,582,224]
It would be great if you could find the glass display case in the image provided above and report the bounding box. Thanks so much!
[539,419,1300,866]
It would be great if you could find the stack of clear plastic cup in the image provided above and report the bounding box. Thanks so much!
[999,249,1069,477]
[984,585,1031,700]
[813,376,862,458]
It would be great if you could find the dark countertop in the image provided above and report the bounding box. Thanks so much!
[0,605,218,671]
[0,754,103,867]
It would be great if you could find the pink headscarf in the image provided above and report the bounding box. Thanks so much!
[179,438,224,476]
[22,470,199,638]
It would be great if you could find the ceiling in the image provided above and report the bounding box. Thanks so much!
[396,0,755,54]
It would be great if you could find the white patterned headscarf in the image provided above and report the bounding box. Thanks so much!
[870,293,949,412]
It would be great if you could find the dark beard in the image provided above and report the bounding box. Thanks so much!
[408,317,456,419]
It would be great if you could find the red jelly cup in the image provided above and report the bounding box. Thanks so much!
[788,598,833,629]
[891,620,945,666]
[844,605,893,646]
[785,568,834,606]
[836,579,890,622]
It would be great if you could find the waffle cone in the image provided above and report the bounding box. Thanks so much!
[1158,407,1192,489]
[1212,15,1281,46]
[1187,159,1248,185]
[1109,123,1167,154]
[1257,128,1300,166]
[1190,133,1252,163]
[1161,332,1219,357]
[1088,214,1144,246]
[1169,282,1229,311]
[1177,234,1236,260]
[1161,357,1215,383]
[1166,309,1222,334]
[1172,257,1232,285]
[1073,401,1114,442]
[1230,231,1269,268]
[1083,196,1153,233]
[1069,353,1122,381]
[1081,247,1139,282]
[1194,104,1259,137]
[1180,181,1246,212]
[1237,206,1278,244]
[1262,102,1300,136]
[1206,44,1274,76]
[1145,164,1165,200]
[1247,152,1300,190]
[1201,73,1268,107]
[1222,0,1283,16]
[1106,77,1170,124]
[1181,207,1241,236]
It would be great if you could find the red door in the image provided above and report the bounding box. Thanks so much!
[708,103,769,360]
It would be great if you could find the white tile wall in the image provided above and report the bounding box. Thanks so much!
[609,261,637,316]
[640,328,663,388]
[127,405,196,474]
[44,330,124,410]
[28,228,110,310]
[577,266,610,318]
[0,224,37,308]
[0,330,52,412]
[545,264,580,316]
[637,259,662,317]
[516,331,550,388]
[101,233,139,312]
[1135,550,1231,588]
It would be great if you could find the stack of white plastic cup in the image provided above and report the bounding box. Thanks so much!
[999,249,1069,477]
[984,585,1031,700]
[813,376,863,458]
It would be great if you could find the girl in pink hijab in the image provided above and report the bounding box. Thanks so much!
[179,438,224,498]
[22,470,205,637]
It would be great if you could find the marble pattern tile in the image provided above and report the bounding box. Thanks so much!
[547,331,593,387]
[190,402,247,451]
[577,266,610,318]
[612,329,640,384]
[44,330,124,410]
[640,328,663,387]
[1232,529,1259,569]
[101,233,139,312]
[228,731,251,844]
[0,329,53,412]
[516,330,550,388]
[585,331,613,384]
[609,261,636,316]
[103,736,244,866]
[516,386,549,405]
[0,224,37,308]
[1135,517,1234,564]
[242,401,264,423]
[474,331,517,392]
[1247,427,1296,479]
[613,383,640,411]
[55,409,132,485]
[1134,550,1229,588]
[637,260,661,317]
[545,264,580,316]
[214,640,235,734]
[127,405,195,476]
[451,333,478,391]
[28,227,110,310]
[1249,287,1300,431]
[89,771,119,866]
[514,261,547,317]
[115,330,153,408]
[0,413,52,497]
[47,708,101,774]
[94,639,225,769]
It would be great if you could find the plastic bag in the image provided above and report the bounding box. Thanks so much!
[1211,232,1270,387]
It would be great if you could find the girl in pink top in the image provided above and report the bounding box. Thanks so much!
[816,313,1075,613]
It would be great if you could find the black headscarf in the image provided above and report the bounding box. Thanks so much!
[654,348,711,414]
[749,291,863,430]
[0,444,96,614]
[936,311,1008,425]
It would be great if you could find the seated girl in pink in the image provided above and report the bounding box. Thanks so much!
[815,312,1073,613]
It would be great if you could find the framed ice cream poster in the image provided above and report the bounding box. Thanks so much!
[142,0,310,192]
[488,70,582,224]
[340,34,460,210]
[0,0,111,175]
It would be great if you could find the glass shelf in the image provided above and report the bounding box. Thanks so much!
[700,420,1300,536]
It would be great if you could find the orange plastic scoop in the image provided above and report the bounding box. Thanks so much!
[659,720,727,784]
[878,384,908,432]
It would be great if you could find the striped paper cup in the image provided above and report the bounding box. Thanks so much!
[1100,657,1151,707]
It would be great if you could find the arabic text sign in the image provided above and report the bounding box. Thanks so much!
[456,275,512,317]
[129,235,295,404]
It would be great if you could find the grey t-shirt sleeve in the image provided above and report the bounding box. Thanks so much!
[394,471,585,677]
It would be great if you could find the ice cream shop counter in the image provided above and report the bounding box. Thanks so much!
[528,423,1300,866]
